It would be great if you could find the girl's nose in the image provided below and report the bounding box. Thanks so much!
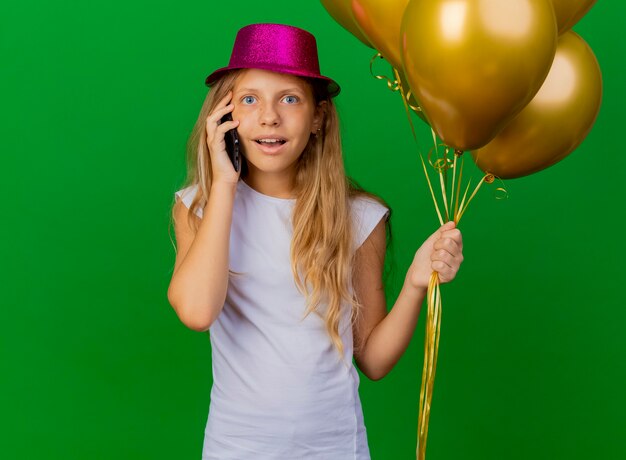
[259,104,280,126]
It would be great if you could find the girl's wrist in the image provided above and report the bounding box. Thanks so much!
[210,180,238,194]
[401,279,428,302]
[202,181,237,212]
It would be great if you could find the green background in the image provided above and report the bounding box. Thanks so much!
[2,1,624,459]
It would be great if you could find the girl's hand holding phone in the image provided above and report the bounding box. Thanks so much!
[206,91,241,185]
[405,221,464,293]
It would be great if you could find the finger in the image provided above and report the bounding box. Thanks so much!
[208,120,240,152]
[431,248,456,265]
[431,259,453,274]
[206,106,236,146]
[433,237,460,253]
[215,119,239,131]
[207,103,235,125]
[430,221,455,240]
[212,120,240,142]
[432,260,458,282]
[440,228,461,239]
[218,90,233,107]
[440,228,463,248]
[432,245,464,267]
[439,221,455,230]
[206,92,234,124]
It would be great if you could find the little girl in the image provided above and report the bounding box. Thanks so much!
[168,23,463,460]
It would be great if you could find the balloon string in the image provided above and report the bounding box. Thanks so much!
[430,129,441,168]
[387,63,443,460]
[492,173,509,201]
[390,66,445,226]
[450,151,459,219]
[417,269,442,460]
[438,150,451,221]
[456,173,494,224]
[468,148,509,203]
[405,89,422,113]
[371,54,449,225]
[372,52,508,460]
[390,66,419,147]
[370,52,423,113]
[375,57,498,460]
[418,153,445,226]
[369,52,400,91]
[453,154,464,220]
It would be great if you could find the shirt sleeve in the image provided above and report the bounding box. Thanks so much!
[351,196,390,249]
[174,184,203,218]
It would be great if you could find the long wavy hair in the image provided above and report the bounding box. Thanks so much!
[170,69,395,361]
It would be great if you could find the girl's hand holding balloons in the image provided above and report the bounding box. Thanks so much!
[206,90,241,185]
[405,221,464,292]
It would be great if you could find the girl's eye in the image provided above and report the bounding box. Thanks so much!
[241,95,298,104]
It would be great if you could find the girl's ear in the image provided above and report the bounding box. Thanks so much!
[311,101,328,134]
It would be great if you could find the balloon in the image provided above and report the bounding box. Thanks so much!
[350,0,410,71]
[550,0,597,34]
[401,0,558,151]
[395,68,430,125]
[320,0,374,48]
[471,31,602,179]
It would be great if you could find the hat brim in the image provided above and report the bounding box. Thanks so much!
[204,64,341,98]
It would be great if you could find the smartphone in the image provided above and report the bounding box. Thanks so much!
[218,112,241,172]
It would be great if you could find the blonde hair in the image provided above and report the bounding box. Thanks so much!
[170,69,394,361]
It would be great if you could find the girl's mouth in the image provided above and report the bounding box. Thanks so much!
[254,138,287,154]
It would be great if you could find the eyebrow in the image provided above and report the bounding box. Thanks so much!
[235,87,306,94]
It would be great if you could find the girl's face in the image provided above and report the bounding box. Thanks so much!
[231,68,326,181]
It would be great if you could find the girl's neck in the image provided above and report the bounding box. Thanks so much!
[242,173,297,200]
